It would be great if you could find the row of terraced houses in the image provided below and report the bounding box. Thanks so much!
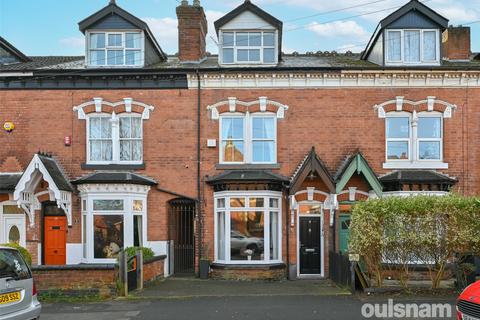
[0,0,480,288]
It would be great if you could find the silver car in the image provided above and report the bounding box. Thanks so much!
[0,246,41,320]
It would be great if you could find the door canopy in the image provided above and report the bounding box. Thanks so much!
[14,154,73,226]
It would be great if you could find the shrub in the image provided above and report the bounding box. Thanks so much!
[123,247,155,261]
[1,243,32,266]
[349,194,480,289]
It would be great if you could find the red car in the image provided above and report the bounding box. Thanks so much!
[457,280,480,320]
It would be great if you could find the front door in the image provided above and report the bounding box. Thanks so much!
[338,215,351,254]
[44,216,67,265]
[299,216,322,275]
[3,215,26,247]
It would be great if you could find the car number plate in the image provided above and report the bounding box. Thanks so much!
[0,291,21,305]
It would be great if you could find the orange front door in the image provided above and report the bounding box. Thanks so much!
[44,216,67,265]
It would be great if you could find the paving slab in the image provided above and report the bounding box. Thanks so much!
[131,277,349,299]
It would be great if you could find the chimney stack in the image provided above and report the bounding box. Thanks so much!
[176,1,208,62]
[442,26,471,61]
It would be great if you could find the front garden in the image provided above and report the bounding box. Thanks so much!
[349,194,480,290]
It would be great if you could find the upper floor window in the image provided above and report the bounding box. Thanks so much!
[220,114,276,164]
[386,29,439,65]
[386,112,442,162]
[88,31,143,67]
[88,114,143,164]
[220,31,276,64]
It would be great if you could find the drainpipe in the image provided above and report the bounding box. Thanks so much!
[196,69,202,269]
[286,189,290,279]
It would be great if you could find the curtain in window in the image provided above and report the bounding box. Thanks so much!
[89,117,112,161]
[404,31,420,62]
[387,31,401,61]
[252,117,275,162]
[423,31,437,61]
[120,117,142,161]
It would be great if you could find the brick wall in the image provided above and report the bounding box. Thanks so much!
[143,256,166,283]
[32,265,116,297]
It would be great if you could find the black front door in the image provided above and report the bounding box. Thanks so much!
[299,216,321,275]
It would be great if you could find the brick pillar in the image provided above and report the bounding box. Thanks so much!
[442,26,471,61]
[176,1,208,62]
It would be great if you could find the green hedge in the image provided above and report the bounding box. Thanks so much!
[349,194,480,288]
[123,247,155,261]
[1,243,32,266]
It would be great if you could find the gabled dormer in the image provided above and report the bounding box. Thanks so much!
[214,0,283,66]
[0,36,30,65]
[78,0,166,68]
[361,0,448,67]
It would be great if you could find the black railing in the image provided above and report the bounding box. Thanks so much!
[329,251,352,289]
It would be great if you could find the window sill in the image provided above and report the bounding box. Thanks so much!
[215,163,281,170]
[211,262,286,270]
[383,162,448,169]
[81,163,145,170]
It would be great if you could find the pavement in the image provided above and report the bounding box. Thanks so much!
[39,277,459,320]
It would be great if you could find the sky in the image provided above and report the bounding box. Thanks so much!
[0,0,479,57]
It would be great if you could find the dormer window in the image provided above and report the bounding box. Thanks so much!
[221,31,276,64]
[87,31,143,67]
[385,29,439,65]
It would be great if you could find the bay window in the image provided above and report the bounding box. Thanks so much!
[215,192,282,264]
[80,190,148,263]
[385,29,439,65]
[220,113,276,164]
[385,112,443,166]
[88,31,143,67]
[221,31,277,64]
[87,114,143,164]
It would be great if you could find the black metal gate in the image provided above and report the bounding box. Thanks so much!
[169,199,195,275]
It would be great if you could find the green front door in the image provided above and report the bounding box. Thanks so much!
[338,214,351,254]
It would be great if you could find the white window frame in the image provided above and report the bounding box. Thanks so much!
[86,113,143,165]
[219,30,278,65]
[86,30,145,68]
[416,113,443,162]
[385,112,411,162]
[219,112,277,164]
[385,111,445,168]
[81,193,148,264]
[385,29,440,66]
[214,191,282,265]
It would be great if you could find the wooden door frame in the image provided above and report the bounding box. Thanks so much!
[41,201,67,266]
[296,201,324,278]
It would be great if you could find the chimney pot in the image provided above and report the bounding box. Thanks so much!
[193,0,201,6]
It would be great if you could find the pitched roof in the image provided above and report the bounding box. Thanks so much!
[0,173,22,194]
[37,155,74,192]
[72,172,157,186]
[214,0,283,60]
[334,152,383,197]
[0,36,30,64]
[206,170,289,185]
[361,0,449,61]
[77,1,166,61]
[379,170,456,184]
[289,147,335,194]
